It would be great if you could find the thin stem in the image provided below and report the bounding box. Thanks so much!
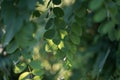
[96,47,111,80]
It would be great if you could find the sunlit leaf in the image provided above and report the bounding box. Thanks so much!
[33,76,42,80]
[18,72,30,80]
[14,63,27,74]
[32,69,44,76]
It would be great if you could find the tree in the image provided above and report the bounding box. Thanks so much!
[0,0,120,80]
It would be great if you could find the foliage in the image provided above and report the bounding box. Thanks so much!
[0,0,120,80]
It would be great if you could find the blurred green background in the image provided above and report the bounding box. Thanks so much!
[0,0,120,80]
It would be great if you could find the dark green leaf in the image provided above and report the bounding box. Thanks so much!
[53,7,64,17]
[52,0,61,5]
[53,38,61,45]
[53,32,61,45]
[115,29,120,40]
[15,22,36,47]
[6,40,18,54]
[44,29,55,39]
[108,29,116,41]
[45,18,54,30]
[54,17,66,29]
[71,22,82,36]
[1,5,23,46]
[21,49,33,59]
[33,10,41,17]
[108,1,118,23]
[70,34,80,45]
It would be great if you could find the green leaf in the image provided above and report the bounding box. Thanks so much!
[93,8,106,22]
[54,17,66,29]
[33,76,42,80]
[6,40,18,54]
[70,44,77,54]
[89,0,104,11]
[74,16,86,27]
[108,29,116,41]
[53,32,61,45]
[18,72,30,80]
[70,34,80,45]
[10,50,21,61]
[14,63,27,74]
[32,69,44,76]
[52,0,61,5]
[29,60,41,69]
[1,4,23,46]
[53,7,64,17]
[15,22,36,47]
[44,29,55,39]
[45,18,54,30]
[71,22,82,36]
[108,1,118,23]
[21,49,33,59]
[98,21,115,34]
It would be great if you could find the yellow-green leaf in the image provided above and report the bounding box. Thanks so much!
[14,63,27,74]
[18,72,30,80]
